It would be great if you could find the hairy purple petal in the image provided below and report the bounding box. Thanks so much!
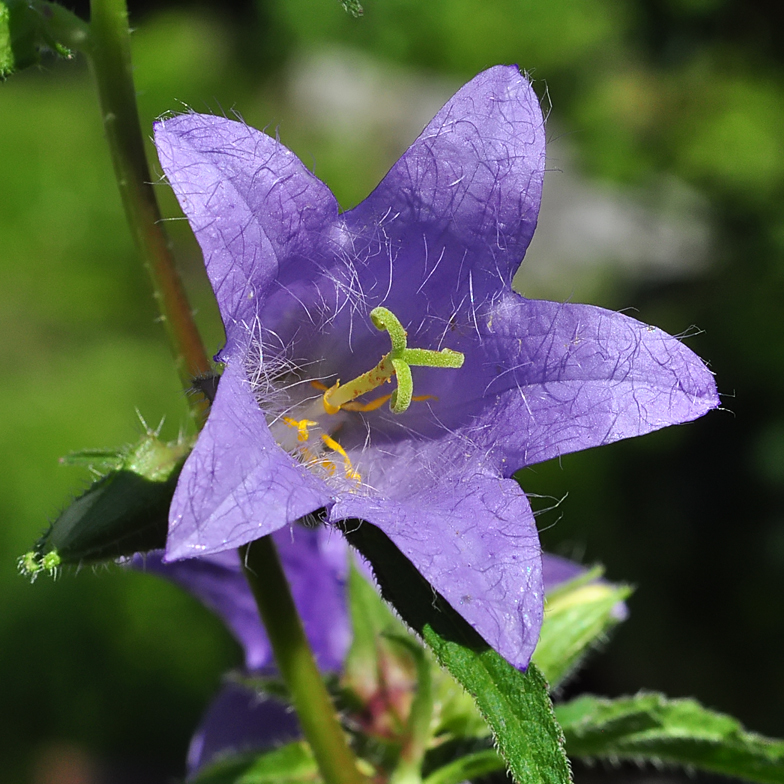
[344,65,545,331]
[331,474,542,670]
[406,293,719,471]
[167,364,330,560]
[140,548,270,670]
[154,113,340,362]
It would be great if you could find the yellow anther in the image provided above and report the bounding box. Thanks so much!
[321,434,361,482]
[343,393,437,412]
[283,416,319,443]
[342,393,393,413]
[300,445,337,476]
[319,459,338,477]
[322,383,343,415]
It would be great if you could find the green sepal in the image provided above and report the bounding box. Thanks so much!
[189,741,321,784]
[558,692,784,784]
[0,0,86,78]
[345,560,489,744]
[1,0,40,76]
[60,447,127,473]
[343,560,419,719]
[19,433,190,577]
[340,520,572,784]
[533,568,631,689]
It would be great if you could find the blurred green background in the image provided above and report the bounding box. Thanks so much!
[2,0,783,781]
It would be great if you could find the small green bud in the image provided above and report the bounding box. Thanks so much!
[533,568,631,689]
[19,434,191,578]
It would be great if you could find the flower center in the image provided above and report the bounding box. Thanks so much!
[272,307,464,484]
[321,307,464,415]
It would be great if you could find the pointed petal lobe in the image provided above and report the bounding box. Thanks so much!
[187,683,300,775]
[344,65,546,327]
[141,525,350,671]
[154,113,340,360]
[330,474,543,670]
[166,364,330,560]
[425,293,719,470]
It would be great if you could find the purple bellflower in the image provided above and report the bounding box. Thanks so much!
[154,65,718,672]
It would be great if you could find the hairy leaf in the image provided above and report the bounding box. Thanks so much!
[558,693,784,784]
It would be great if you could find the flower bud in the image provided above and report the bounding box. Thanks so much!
[20,434,190,578]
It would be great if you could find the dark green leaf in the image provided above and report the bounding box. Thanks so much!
[341,520,571,784]
[558,693,784,784]
[190,741,321,784]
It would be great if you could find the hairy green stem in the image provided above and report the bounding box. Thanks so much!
[84,5,365,780]
[240,537,368,784]
[88,0,211,426]
[389,637,434,784]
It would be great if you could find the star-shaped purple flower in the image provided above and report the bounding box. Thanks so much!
[154,65,718,671]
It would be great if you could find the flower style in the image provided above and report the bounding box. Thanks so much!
[154,65,718,671]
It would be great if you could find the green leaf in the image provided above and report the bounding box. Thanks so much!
[533,570,630,689]
[190,741,321,784]
[19,433,190,577]
[558,693,784,784]
[341,520,571,784]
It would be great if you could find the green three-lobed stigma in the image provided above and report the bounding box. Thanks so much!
[323,307,464,414]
